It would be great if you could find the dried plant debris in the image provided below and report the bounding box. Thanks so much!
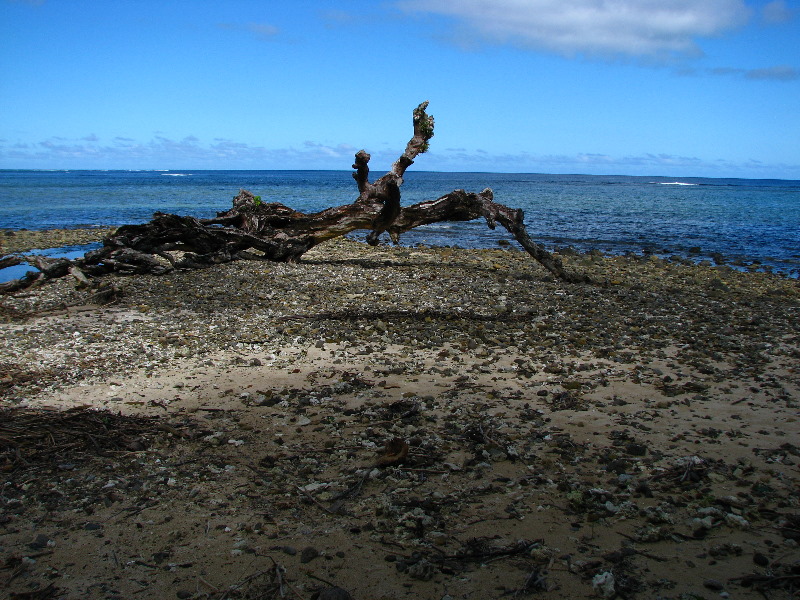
[376,438,410,467]
[0,407,183,472]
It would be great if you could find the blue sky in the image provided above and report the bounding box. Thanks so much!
[1,0,799,178]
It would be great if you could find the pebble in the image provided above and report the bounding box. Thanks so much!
[704,578,725,591]
[273,545,297,556]
[300,546,319,563]
[592,572,616,598]
[753,553,770,566]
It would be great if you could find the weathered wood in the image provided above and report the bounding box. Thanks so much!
[376,188,589,283]
[0,271,41,294]
[0,255,22,270]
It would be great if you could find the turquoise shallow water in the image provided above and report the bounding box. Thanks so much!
[1,169,799,276]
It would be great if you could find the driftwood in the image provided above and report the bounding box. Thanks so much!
[0,255,73,294]
[0,255,22,270]
[1,102,588,292]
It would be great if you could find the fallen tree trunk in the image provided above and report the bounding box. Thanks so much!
[1,102,588,292]
[374,188,590,283]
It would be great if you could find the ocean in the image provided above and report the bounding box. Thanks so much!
[1,169,799,277]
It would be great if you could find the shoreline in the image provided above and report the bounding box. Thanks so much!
[2,226,797,279]
[1,227,117,255]
[1,237,799,599]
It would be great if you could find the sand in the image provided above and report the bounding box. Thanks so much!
[1,234,798,599]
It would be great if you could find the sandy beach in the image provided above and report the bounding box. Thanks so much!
[1,232,798,599]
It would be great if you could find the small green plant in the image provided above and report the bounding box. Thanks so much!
[253,195,263,205]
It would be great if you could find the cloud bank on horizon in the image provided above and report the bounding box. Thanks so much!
[3,133,790,179]
[1,0,798,178]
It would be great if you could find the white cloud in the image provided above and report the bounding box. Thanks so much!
[709,64,800,80]
[303,140,359,158]
[762,0,795,24]
[745,65,799,80]
[398,0,750,59]
[217,22,279,41]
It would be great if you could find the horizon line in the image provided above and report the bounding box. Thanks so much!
[2,167,800,183]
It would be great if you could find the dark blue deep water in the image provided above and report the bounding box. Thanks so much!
[1,169,799,276]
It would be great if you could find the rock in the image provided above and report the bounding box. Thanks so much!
[725,513,750,528]
[592,571,616,598]
[28,533,51,550]
[316,588,353,600]
[407,559,436,581]
[753,552,770,566]
[428,531,448,546]
[300,546,320,563]
[691,516,716,531]
[605,459,629,474]
[625,442,648,456]
[703,578,724,591]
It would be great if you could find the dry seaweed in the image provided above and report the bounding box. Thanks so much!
[0,407,167,473]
